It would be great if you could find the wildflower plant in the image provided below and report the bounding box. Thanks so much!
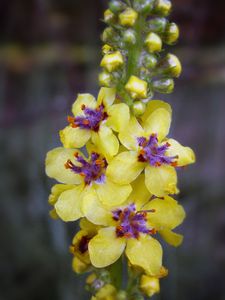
[45,0,195,299]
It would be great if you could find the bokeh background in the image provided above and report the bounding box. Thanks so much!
[1,0,225,299]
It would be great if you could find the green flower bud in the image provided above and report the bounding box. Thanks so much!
[119,8,138,27]
[102,27,116,43]
[109,0,125,14]
[153,0,172,16]
[104,9,116,24]
[123,29,136,45]
[117,291,127,300]
[152,78,174,93]
[133,0,154,14]
[157,53,182,77]
[132,101,146,116]
[143,53,158,69]
[99,71,113,87]
[164,22,179,45]
[148,17,168,33]
[145,32,162,53]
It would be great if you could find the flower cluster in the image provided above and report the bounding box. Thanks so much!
[45,1,195,299]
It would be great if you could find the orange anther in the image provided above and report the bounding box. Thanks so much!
[82,119,89,125]
[139,149,146,156]
[81,104,86,110]
[74,152,79,158]
[95,159,103,165]
[80,172,85,177]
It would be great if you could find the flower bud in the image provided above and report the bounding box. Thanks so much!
[140,275,160,297]
[153,0,172,16]
[119,8,138,27]
[99,71,113,87]
[123,29,136,45]
[125,75,148,99]
[104,9,116,23]
[109,0,125,14]
[100,51,123,72]
[164,22,179,45]
[152,78,174,93]
[102,44,113,55]
[148,17,167,33]
[86,273,97,285]
[157,53,182,77]
[133,0,154,14]
[102,27,116,43]
[143,53,158,69]
[145,32,162,53]
[132,101,146,116]
[72,257,90,274]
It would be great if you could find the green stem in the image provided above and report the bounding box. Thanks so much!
[126,15,145,80]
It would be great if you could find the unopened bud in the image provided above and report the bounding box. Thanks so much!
[152,78,174,93]
[140,275,160,297]
[133,0,154,14]
[102,44,113,54]
[104,9,116,23]
[100,51,124,72]
[148,17,168,33]
[123,29,136,45]
[145,32,162,53]
[132,101,146,116]
[125,75,148,99]
[119,8,138,27]
[143,54,158,69]
[99,71,113,87]
[109,0,125,14]
[158,54,182,77]
[153,0,172,16]
[164,22,179,45]
[102,27,116,43]
[72,257,90,274]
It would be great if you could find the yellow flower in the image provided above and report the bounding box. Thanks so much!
[107,100,195,197]
[45,147,132,222]
[60,88,130,159]
[87,176,185,275]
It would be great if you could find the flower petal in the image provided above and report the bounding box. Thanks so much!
[119,116,144,150]
[128,174,152,210]
[143,108,171,142]
[159,229,184,247]
[55,185,84,221]
[165,138,196,167]
[145,165,177,197]
[92,125,119,159]
[60,126,91,149]
[48,184,74,205]
[141,100,172,124]
[72,93,97,116]
[143,196,186,230]
[106,151,144,185]
[82,188,114,226]
[97,87,116,107]
[107,103,130,132]
[45,147,82,184]
[126,235,162,276]
[89,227,126,268]
[95,178,132,207]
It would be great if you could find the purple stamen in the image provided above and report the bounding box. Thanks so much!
[112,204,156,239]
[65,152,108,185]
[137,134,178,167]
[68,104,108,132]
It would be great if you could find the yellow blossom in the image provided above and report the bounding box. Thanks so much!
[107,100,195,197]
[87,176,185,275]
[60,88,130,159]
[45,146,132,222]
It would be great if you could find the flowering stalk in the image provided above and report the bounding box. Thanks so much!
[45,0,195,299]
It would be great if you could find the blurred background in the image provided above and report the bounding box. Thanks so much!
[0,0,225,299]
